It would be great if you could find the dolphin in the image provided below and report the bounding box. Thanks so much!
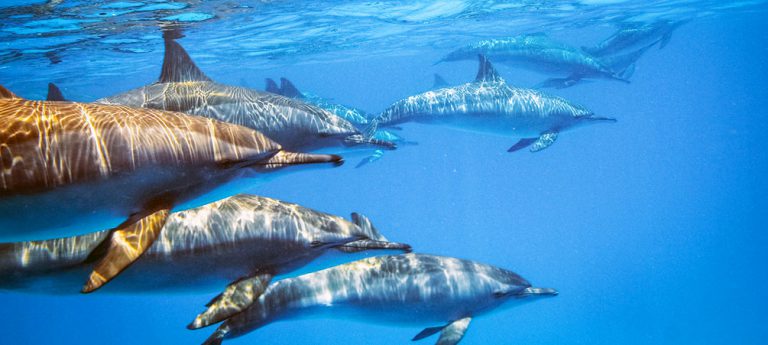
[436,33,638,88]
[200,254,557,345]
[0,194,410,325]
[96,32,393,152]
[266,77,370,126]
[374,55,615,153]
[0,85,342,292]
[582,19,688,57]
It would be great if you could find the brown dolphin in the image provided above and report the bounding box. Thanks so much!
[0,85,342,293]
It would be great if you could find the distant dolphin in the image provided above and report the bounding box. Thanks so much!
[96,32,392,152]
[0,194,410,326]
[374,55,615,153]
[200,254,557,345]
[266,77,370,126]
[437,33,639,88]
[582,20,688,57]
[0,85,341,293]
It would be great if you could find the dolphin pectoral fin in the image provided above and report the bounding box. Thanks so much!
[507,138,537,152]
[412,317,472,344]
[530,132,558,152]
[436,317,472,345]
[354,150,385,169]
[412,326,444,341]
[81,208,170,293]
[189,273,274,329]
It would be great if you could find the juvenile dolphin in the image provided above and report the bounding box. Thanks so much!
[374,55,615,153]
[0,85,341,292]
[97,32,392,151]
[583,20,687,57]
[0,194,410,324]
[437,33,638,88]
[200,254,557,345]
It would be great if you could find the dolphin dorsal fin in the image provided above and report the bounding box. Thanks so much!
[475,54,502,83]
[265,78,280,94]
[47,83,67,101]
[0,85,21,99]
[158,36,212,83]
[279,78,304,98]
[432,73,449,89]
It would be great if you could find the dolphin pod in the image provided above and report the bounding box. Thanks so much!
[0,85,342,293]
[200,254,557,345]
[375,55,615,153]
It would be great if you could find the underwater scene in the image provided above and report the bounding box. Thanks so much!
[1,0,767,344]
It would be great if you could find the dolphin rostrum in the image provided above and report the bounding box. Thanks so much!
[0,194,410,325]
[437,33,640,88]
[200,254,557,345]
[96,32,393,151]
[0,85,341,293]
[374,55,615,153]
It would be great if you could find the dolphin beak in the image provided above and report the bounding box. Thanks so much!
[337,239,412,253]
[586,116,617,123]
[521,287,558,296]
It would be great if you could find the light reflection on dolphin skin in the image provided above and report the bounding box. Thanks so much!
[375,55,615,153]
[0,85,342,292]
[0,194,410,295]
[96,32,392,152]
[201,254,556,345]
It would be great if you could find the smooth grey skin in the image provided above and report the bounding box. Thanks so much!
[437,33,631,84]
[201,254,557,345]
[96,33,391,152]
[0,194,410,295]
[374,54,615,152]
[582,19,688,57]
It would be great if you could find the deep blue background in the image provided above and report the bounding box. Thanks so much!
[1,7,767,345]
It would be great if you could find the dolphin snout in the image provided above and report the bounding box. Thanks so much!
[522,287,558,296]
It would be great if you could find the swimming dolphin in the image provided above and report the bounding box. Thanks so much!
[266,77,370,126]
[200,254,557,345]
[437,33,638,88]
[0,85,342,293]
[374,55,615,153]
[582,20,688,57]
[96,32,392,151]
[0,194,410,324]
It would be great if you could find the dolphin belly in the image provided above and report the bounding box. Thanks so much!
[418,112,556,138]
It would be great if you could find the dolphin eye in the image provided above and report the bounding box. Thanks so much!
[493,291,506,298]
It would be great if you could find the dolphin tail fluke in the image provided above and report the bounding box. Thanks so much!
[47,82,67,101]
[81,208,171,293]
[279,77,304,98]
[189,273,274,330]
[265,78,280,95]
[412,317,472,345]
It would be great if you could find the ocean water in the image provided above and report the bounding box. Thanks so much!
[1,1,767,344]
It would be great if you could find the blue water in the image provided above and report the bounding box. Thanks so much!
[2,1,768,344]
